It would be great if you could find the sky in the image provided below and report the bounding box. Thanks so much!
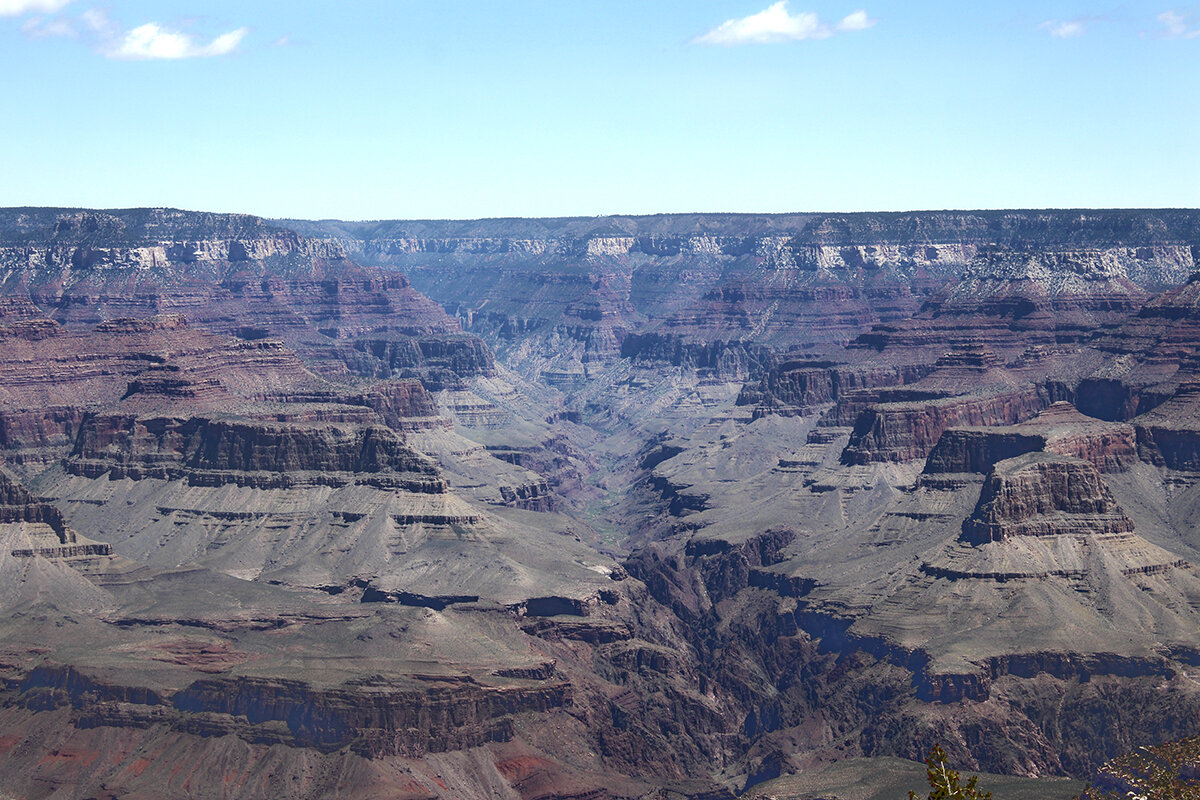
[1,0,1197,220]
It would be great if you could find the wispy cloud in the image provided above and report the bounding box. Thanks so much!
[80,7,118,40]
[1158,9,1200,38]
[11,4,249,59]
[21,14,75,37]
[109,22,247,59]
[1039,18,1092,38]
[694,2,874,45]
[0,0,70,16]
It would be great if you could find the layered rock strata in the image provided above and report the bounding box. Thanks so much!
[925,402,1138,474]
[0,209,496,388]
[842,386,1056,464]
[0,470,112,562]
[2,207,1200,797]
[66,416,444,493]
[1132,383,1200,470]
[954,454,1140,547]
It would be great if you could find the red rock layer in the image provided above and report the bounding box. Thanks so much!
[925,402,1138,474]
[67,416,445,492]
[961,455,1136,544]
[843,387,1054,464]
[0,209,495,385]
[736,360,933,418]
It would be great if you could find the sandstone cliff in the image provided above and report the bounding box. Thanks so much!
[0,209,496,389]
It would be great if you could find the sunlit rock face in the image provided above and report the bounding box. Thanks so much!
[0,208,496,388]
[0,207,1198,798]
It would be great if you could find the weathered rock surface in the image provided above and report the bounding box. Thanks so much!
[960,453,1137,544]
[0,469,115,568]
[2,207,1200,798]
[736,360,932,419]
[0,208,496,389]
[66,415,444,492]
[843,385,1056,464]
[925,402,1138,474]
[290,211,1198,410]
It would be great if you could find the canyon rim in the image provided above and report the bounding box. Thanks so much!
[0,208,1195,797]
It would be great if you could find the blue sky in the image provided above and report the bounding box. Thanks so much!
[1,1,1197,219]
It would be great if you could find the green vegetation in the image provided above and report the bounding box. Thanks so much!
[908,746,993,800]
[1079,735,1200,800]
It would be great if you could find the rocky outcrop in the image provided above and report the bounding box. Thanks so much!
[498,480,553,511]
[959,454,1136,544]
[626,518,1200,780]
[820,387,952,429]
[849,245,1155,365]
[621,335,774,379]
[67,415,445,492]
[843,387,1055,464]
[1132,384,1200,470]
[682,529,799,605]
[262,380,447,432]
[924,429,1046,475]
[0,315,321,453]
[1074,376,1171,422]
[736,361,932,418]
[1080,734,1200,799]
[0,470,113,561]
[920,453,1193,603]
[339,334,496,388]
[11,664,569,759]
[0,469,67,534]
[925,402,1138,474]
[0,209,498,390]
[1070,273,1200,423]
[171,675,569,758]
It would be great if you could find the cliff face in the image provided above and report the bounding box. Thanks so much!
[0,209,495,389]
[291,210,1197,386]
[736,361,932,418]
[925,402,1138,474]
[5,207,1200,799]
[67,416,445,491]
[959,454,1136,544]
[0,314,326,472]
[843,386,1055,464]
[33,669,571,759]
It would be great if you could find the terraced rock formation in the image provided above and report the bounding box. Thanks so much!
[0,296,657,796]
[1,207,1200,799]
[0,208,494,387]
[925,401,1138,474]
[292,210,1198,391]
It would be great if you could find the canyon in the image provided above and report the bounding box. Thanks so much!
[0,207,1199,798]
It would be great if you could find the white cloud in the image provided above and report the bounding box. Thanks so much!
[694,2,873,45]
[109,21,247,60]
[11,4,248,59]
[0,0,69,16]
[1039,18,1089,38]
[1158,10,1200,38]
[837,10,875,32]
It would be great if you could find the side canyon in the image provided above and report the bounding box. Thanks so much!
[0,207,1198,799]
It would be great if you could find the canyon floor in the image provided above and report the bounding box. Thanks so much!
[0,207,1198,799]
